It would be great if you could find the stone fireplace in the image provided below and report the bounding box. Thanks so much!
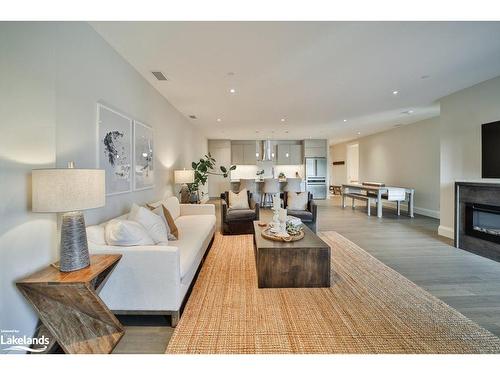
[455,181,500,262]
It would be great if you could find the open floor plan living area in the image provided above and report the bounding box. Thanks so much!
[3,9,500,366]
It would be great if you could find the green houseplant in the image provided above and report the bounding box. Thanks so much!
[188,153,236,202]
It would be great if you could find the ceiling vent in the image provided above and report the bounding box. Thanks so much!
[151,71,168,81]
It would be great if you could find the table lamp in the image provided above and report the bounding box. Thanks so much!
[32,162,105,272]
[174,169,194,204]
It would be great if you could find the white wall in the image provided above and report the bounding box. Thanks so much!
[331,117,441,217]
[0,22,207,348]
[439,76,500,239]
[207,140,231,197]
[330,143,347,186]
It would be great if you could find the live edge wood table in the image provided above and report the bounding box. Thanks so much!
[16,254,124,354]
[253,221,331,288]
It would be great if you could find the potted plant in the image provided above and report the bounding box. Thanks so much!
[188,153,236,203]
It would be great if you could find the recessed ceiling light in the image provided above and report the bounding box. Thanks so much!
[407,110,414,114]
[229,88,236,94]
[255,130,259,133]
[189,115,197,119]
[402,110,414,115]
[343,119,347,123]
[216,118,222,122]
[281,118,286,122]
[392,90,399,95]
[285,130,289,134]
[357,132,361,135]
[421,75,430,79]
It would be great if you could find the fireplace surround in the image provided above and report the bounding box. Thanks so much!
[455,181,500,262]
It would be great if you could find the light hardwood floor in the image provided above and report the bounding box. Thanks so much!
[112,196,500,353]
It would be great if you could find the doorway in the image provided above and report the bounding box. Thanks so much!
[346,143,359,183]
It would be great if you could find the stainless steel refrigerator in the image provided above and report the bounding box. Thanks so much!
[305,157,327,199]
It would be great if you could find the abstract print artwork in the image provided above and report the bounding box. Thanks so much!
[133,121,154,190]
[98,104,133,195]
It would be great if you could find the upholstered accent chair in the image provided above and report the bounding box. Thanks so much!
[283,191,318,233]
[220,190,260,235]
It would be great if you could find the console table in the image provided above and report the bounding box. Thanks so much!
[16,254,124,354]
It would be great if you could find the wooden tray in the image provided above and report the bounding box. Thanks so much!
[261,227,305,242]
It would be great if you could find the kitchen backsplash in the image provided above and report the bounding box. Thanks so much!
[230,164,304,180]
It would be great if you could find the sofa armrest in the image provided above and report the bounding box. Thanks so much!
[180,203,215,216]
[221,198,228,223]
[310,200,318,223]
[88,244,182,311]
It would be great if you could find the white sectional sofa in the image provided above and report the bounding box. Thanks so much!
[86,197,216,326]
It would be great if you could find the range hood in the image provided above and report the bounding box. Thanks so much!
[261,139,273,161]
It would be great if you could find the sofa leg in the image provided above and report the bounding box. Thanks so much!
[171,311,180,328]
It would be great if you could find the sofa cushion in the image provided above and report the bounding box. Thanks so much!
[226,208,256,221]
[86,224,106,245]
[105,219,155,246]
[174,214,216,281]
[128,204,169,245]
[148,196,181,220]
[287,210,313,222]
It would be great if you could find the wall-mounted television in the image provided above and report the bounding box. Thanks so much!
[482,120,500,178]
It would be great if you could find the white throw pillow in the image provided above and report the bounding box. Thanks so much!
[128,204,169,245]
[105,219,155,246]
[151,206,177,241]
[229,189,250,209]
[287,192,308,210]
[86,225,106,245]
[164,196,181,220]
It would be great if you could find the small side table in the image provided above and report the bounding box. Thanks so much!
[17,254,124,354]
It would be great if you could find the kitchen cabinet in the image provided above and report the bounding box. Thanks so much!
[277,144,290,165]
[277,144,303,165]
[231,144,244,165]
[290,144,303,164]
[304,139,327,158]
[231,141,258,165]
[243,144,257,164]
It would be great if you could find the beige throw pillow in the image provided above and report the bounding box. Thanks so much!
[229,189,250,209]
[287,192,308,210]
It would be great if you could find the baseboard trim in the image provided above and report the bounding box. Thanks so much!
[438,225,454,239]
[381,201,440,219]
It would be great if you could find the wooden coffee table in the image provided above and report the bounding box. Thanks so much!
[253,221,331,288]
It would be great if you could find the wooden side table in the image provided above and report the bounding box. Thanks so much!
[17,254,124,354]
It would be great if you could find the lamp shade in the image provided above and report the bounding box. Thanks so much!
[32,169,105,213]
[174,169,194,184]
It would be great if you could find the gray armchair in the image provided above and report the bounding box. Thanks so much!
[220,191,260,235]
[283,191,318,233]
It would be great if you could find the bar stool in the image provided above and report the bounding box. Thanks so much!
[239,178,256,194]
[262,178,280,208]
[284,178,302,193]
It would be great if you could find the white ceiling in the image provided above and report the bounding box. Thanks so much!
[91,21,500,144]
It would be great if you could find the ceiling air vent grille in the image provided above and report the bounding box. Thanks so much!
[151,71,168,81]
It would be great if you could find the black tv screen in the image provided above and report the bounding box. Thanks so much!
[482,121,500,178]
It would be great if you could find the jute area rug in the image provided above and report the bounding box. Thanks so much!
[166,232,500,354]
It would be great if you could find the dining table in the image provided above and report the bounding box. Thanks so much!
[341,183,415,218]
